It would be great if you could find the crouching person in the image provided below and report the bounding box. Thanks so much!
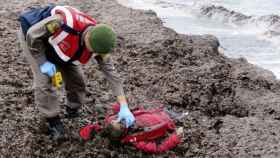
[18,4,135,140]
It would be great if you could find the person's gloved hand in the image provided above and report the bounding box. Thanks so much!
[117,103,135,128]
[40,61,56,77]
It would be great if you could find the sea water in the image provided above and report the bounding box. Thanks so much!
[117,0,280,78]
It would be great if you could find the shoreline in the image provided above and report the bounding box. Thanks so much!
[115,0,280,79]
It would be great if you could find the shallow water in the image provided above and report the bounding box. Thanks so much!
[117,0,280,78]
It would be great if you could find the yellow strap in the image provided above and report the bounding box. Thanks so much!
[46,20,61,34]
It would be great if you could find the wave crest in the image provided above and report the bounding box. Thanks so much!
[200,5,280,37]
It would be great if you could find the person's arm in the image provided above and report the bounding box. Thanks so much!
[95,54,135,127]
[25,14,62,65]
[95,54,125,99]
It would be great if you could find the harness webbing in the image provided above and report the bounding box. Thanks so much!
[60,24,94,63]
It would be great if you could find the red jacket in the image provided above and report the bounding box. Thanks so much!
[80,103,182,153]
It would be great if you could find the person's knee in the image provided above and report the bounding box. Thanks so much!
[70,78,86,92]
[66,79,86,99]
[33,72,51,89]
[67,90,85,105]
[33,73,57,105]
[34,86,60,118]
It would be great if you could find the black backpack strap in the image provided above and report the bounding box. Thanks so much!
[67,38,84,63]
[60,23,81,36]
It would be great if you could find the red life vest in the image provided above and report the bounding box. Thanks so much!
[48,6,96,65]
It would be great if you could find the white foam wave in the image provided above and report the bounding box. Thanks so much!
[117,0,280,78]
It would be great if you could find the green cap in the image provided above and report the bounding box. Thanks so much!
[89,24,116,54]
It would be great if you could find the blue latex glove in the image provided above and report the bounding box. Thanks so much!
[40,61,56,77]
[117,103,135,128]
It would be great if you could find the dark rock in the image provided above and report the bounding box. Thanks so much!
[1,0,280,157]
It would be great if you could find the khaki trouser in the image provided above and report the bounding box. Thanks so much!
[18,30,86,118]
